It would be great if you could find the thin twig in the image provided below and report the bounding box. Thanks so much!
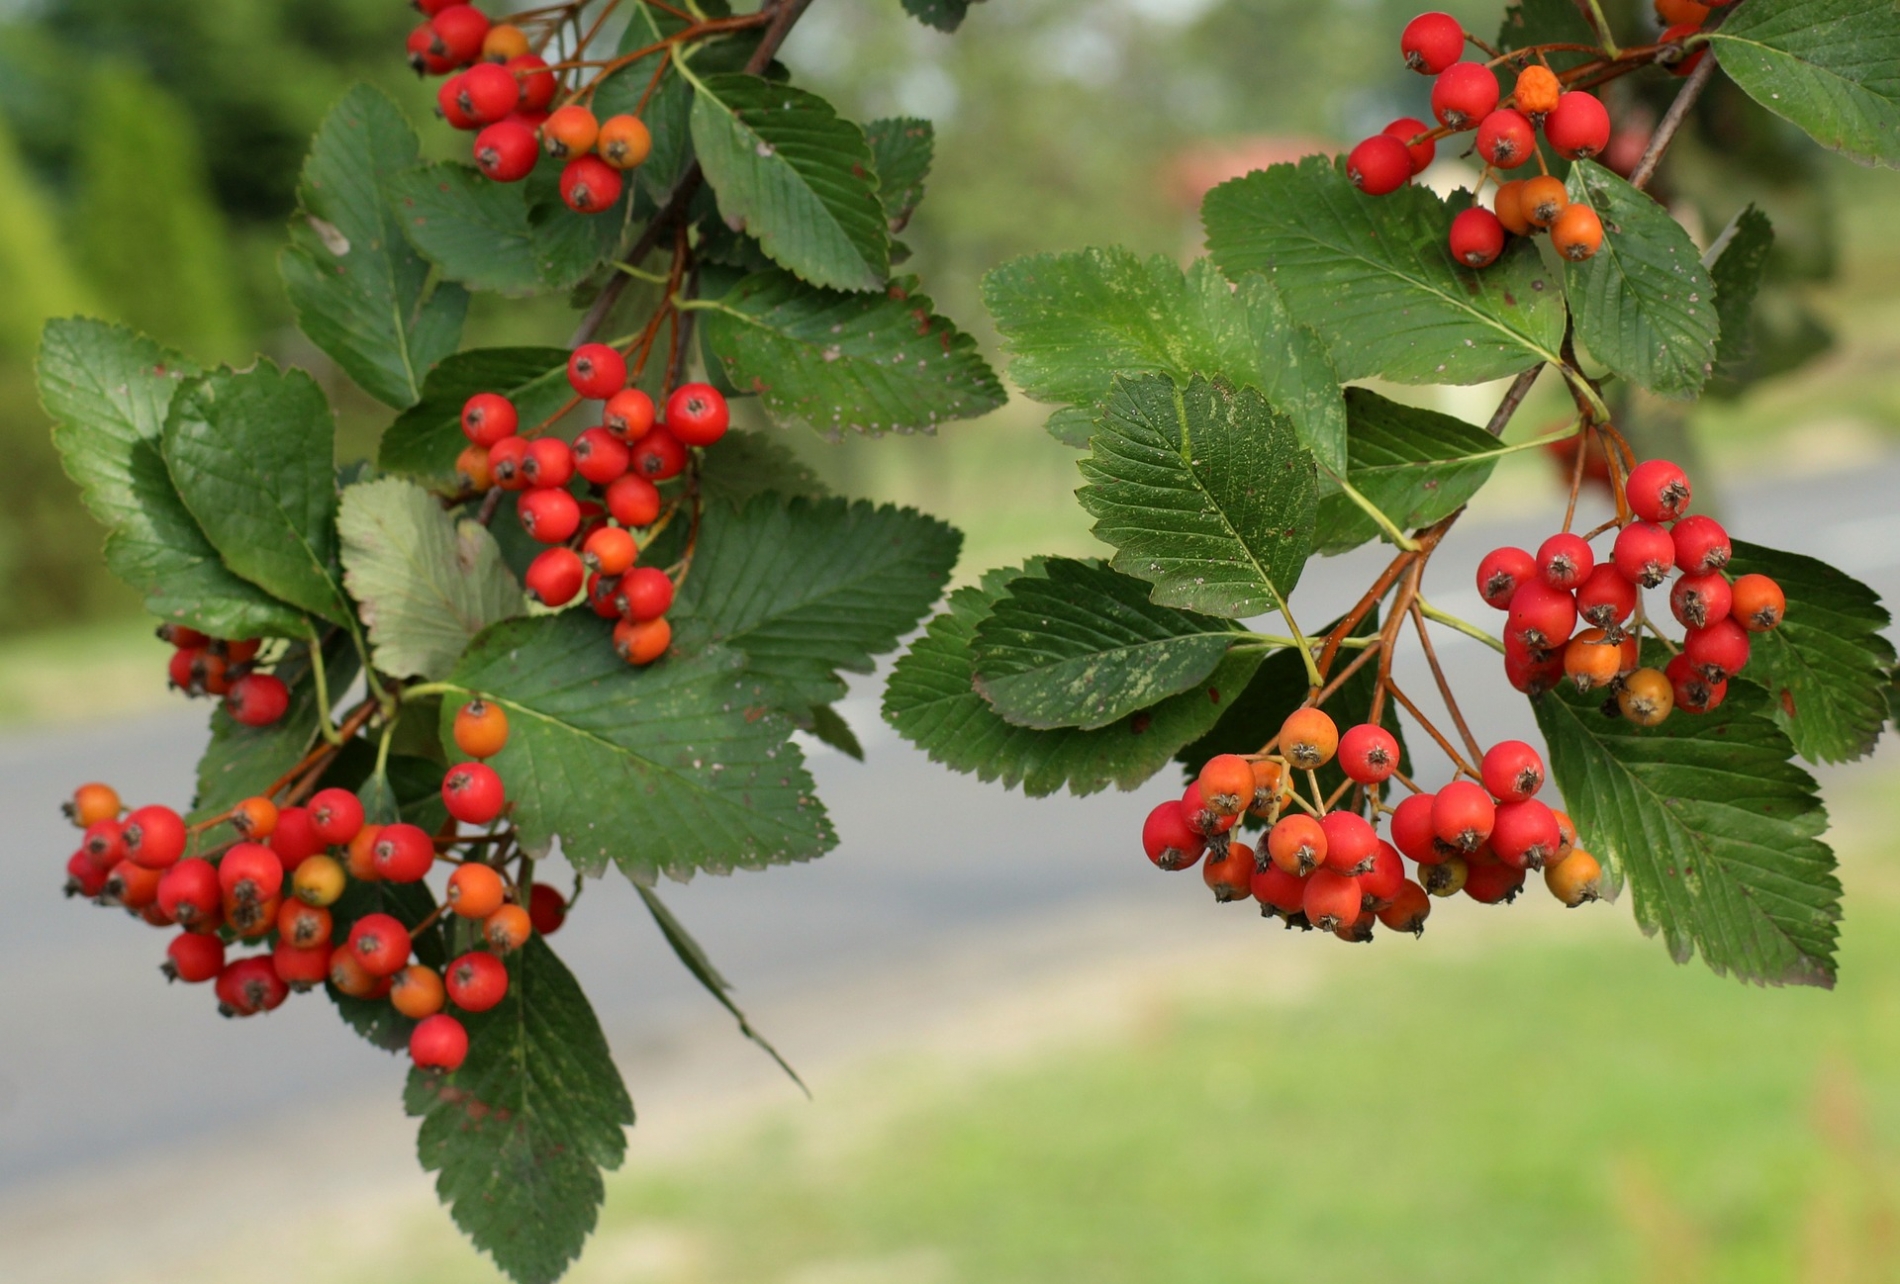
[1628,52,1717,192]
[1383,679,1480,779]
[1487,365,1544,438]
[1410,602,1485,766]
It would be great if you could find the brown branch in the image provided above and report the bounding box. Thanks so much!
[1383,678,1479,779]
[1628,51,1717,192]
[1486,365,1544,438]
[1410,601,1485,765]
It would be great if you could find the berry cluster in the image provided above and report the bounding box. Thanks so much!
[1477,457,1785,724]
[406,1,651,212]
[460,360,732,667]
[60,700,569,1074]
[1144,710,1603,939]
[160,625,288,728]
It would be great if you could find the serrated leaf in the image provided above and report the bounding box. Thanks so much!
[162,363,350,625]
[882,561,1265,797]
[689,73,889,292]
[407,937,634,1284]
[1078,373,1317,619]
[1705,205,1774,382]
[1498,0,1601,72]
[700,268,1003,435]
[1534,675,1841,987]
[902,0,977,30]
[38,319,308,638]
[281,85,467,410]
[807,703,864,760]
[1203,156,1566,385]
[379,346,574,482]
[865,116,933,230]
[438,613,834,880]
[982,250,1346,466]
[1563,161,1718,399]
[1312,388,1502,555]
[1728,539,1894,765]
[1707,0,1900,168]
[390,162,625,296]
[671,495,960,709]
[338,477,524,680]
[697,429,828,511]
[595,15,764,202]
[191,638,360,824]
[971,558,1244,731]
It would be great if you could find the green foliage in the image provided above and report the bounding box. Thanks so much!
[1312,389,1502,555]
[406,937,634,1284]
[1704,205,1775,387]
[697,429,829,511]
[865,117,934,230]
[380,347,573,482]
[1707,0,1900,169]
[1498,0,1600,73]
[0,115,92,358]
[1077,374,1317,619]
[388,163,626,297]
[902,0,980,31]
[191,639,358,824]
[328,875,446,1052]
[282,86,466,409]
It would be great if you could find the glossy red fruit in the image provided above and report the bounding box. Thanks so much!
[456,60,519,124]
[1575,563,1636,630]
[1477,546,1536,610]
[1537,532,1595,590]
[216,956,289,1017]
[508,53,557,112]
[429,6,491,63]
[1507,580,1577,654]
[1665,651,1727,714]
[1671,514,1731,576]
[520,437,574,490]
[276,899,332,952]
[1201,840,1256,903]
[1504,636,1566,696]
[268,805,324,871]
[1463,860,1526,904]
[1625,459,1691,523]
[1141,800,1206,870]
[157,858,220,928]
[609,567,668,626]
[446,950,510,1012]
[1251,864,1308,918]
[1267,813,1326,876]
[1377,879,1432,934]
[104,859,161,908]
[308,788,365,846]
[605,473,662,527]
[1730,574,1785,632]
[487,435,530,490]
[560,155,623,213]
[163,931,225,984]
[436,74,478,129]
[1480,740,1544,803]
[528,882,567,934]
[1320,811,1380,876]
[371,823,436,883]
[1401,11,1465,74]
[524,547,585,607]
[571,427,631,485]
[349,913,412,976]
[1612,521,1675,587]
[1338,723,1401,785]
[1449,207,1506,267]
[519,486,581,544]
[225,671,291,727]
[1383,117,1435,174]
[443,762,507,826]
[408,23,456,75]
[1684,617,1750,683]
[410,1013,470,1071]
[631,426,687,480]
[1181,781,1240,837]
[81,819,125,869]
[123,804,187,870]
[218,842,284,905]
[1670,571,1732,630]
[588,572,624,618]
[1358,841,1405,909]
[603,388,657,441]
[167,645,201,692]
[1432,61,1500,129]
[1432,780,1496,852]
[1347,134,1414,195]
[1476,108,1535,168]
[1303,868,1362,932]
[1490,798,1562,869]
[666,383,730,447]
[474,118,538,181]
[461,392,517,447]
[568,343,627,399]
[1545,91,1611,160]
[1389,792,1439,863]
[272,939,330,990]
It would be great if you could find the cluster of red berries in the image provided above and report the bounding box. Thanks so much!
[1477,457,1786,724]
[160,624,288,728]
[1143,710,1604,938]
[60,700,569,1074]
[459,353,732,666]
[406,1,650,212]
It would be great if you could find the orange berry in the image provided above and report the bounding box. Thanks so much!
[597,114,652,169]
[1563,628,1622,691]
[481,22,530,61]
[391,964,448,1018]
[1551,203,1604,261]
[582,526,638,577]
[1520,175,1569,228]
[1493,179,1533,237]
[1247,758,1290,817]
[231,795,279,839]
[1730,573,1785,632]
[1544,849,1603,906]
[69,782,122,828]
[456,443,494,492]
[1514,64,1561,118]
[484,903,533,953]
[1195,754,1256,818]
[453,699,510,759]
[1654,0,1710,25]
[540,104,599,159]
[346,824,383,882]
[613,616,671,666]
[1617,667,1675,726]
[1278,707,1339,769]
[447,862,508,919]
[291,853,346,907]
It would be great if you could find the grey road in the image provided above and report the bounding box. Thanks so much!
[4,455,1898,1203]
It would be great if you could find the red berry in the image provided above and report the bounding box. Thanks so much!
[1670,514,1731,576]
[1432,780,1496,852]
[582,525,638,577]
[80,819,125,869]
[167,645,201,693]
[508,54,557,112]
[474,119,538,181]
[1684,617,1750,683]
[1303,868,1362,932]
[1377,879,1432,934]
[1142,800,1205,870]
[1338,724,1401,785]
[218,842,284,905]
[277,898,332,951]
[630,427,687,480]
[1195,754,1256,817]
[371,823,437,883]
[1180,780,1240,837]
[443,762,507,826]
[1463,860,1526,904]
[1476,108,1535,168]
[456,61,518,125]
[1480,740,1544,803]
[1476,546,1536,610]
[308,788,366,846]
[1730,574,1785,632]
[436,74,479,130]
[1506,580,1577,654]
[604,388,657,441]
[1382,117,1435,174]
[1389,792,1439,863]
[1267,813,1326,875]
[1666,652,1727,714]
[267,805,323,871]
[348,913,413,976]
[215,956,289,1017]
[1358,841,1406,910]
[1319,811,1380,875]
[520,437,574,490]
[1432,62,1499,129]
[1251,864,1308,917]
[123,804,187,870]
[461,392,518,447]
[1504,637,1566,696]
[408,23,456,75]
[1449,207,1506,268]
[1670,571,1733,630]
[157,858,221,928]
[272,939,330,990]
[572,427,631,485]
[1612,521,1675,587]
[666,383,730,447]
[524,546,585,607]
[519,486,581,544]
[588,571,624,618]
[104,859,161,908]
[1575,563,1637,630]
[446,950,511,1012]
[410,1013,470,1071]
[619,566,674,622]
[560,155,624,214]
[1545,91,1611,160]
[1537,532,1595,590]
[1201,840,1256,903]
[568,343,627,400]
[1401,11,1465,74]
[605,473,662,527]
[1347,134,1414,195]
[163,931,225,984]
[528,882,567,935]
[1626,459,1691,523]
[1490,798,1562,869]
[428,4,490,65]
[487,435,530,490]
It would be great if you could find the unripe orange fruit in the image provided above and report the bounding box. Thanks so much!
[482,22,530,61]
[1551,203,1604,261]
[597,114,652,169]
[541,104,599,159]
[1563,628,1622,691]
[1520,175,1569,228]
[1618,667,1675,726]
[448,862,508,919]
[391,964,448,1018]
[1196,754,1256,817]
[454,699,510,759]
[1278,707,1339,769]
[1514,65,1561,117]
[1545,849,1603,906]
[1493,180,1533,236]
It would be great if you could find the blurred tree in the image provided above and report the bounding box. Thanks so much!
[0,115,94,357]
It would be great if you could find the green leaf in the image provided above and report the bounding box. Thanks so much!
[688,73,889,292]
[882,561,1266,797]
[700,269,1004,436]
[1203,156,1566,386]
[1707,0,1900,168]
[697,429,828,511]
[1728,540,1895,765]
[1498,0,1601,72]
[1704,205,1774,382]
[594,14,764,202]
[902,0,977,30]
[971,558,1244,731]
[1534,674,1841,988]
[521,159,628,291]
[191,639,360,823]
[807,703,864,760]
[438,613,834,880]
[390,162,540,294]
[281,85,467,410]
[1078,373,1318,619]
[407,937,634,1284]
[1563,161,1718,399]
[982,250,1346,467]
[865,116,933,230]
[1312,388,1502,555]
[379,346,574,483]
[338,477,524,681]
[162,363,350,625]
[671,495,960,709]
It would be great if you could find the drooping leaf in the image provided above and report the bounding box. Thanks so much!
[982,249,1346,466]
[191,638,360,823]
[1078,373,1318,619]
[1312,388,1502,554]
[38,319,307,638]
[1498,0,1602,72]
[1203,156,1566,385]
[902,0,978,30]
[971,558,1245,730]
[1563,160,1718,399]
[1705,205,1775,384]
[696,429,828,511]
[281,85,467,410]
[161,363,350,625]
[882,561,1265,797]
[1707,0,1900,169]
[688,73,889,292]
[407,937,634,1284]
[438,613,834,880]
[1534,673,1840,988]
[1728,540,1895,765]
[379,346,574,483]
[865,116,933,230]
[338,477,524,680]
[670,495,960,710]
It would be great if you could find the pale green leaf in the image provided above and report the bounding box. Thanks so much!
[1708,0,1900,168]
